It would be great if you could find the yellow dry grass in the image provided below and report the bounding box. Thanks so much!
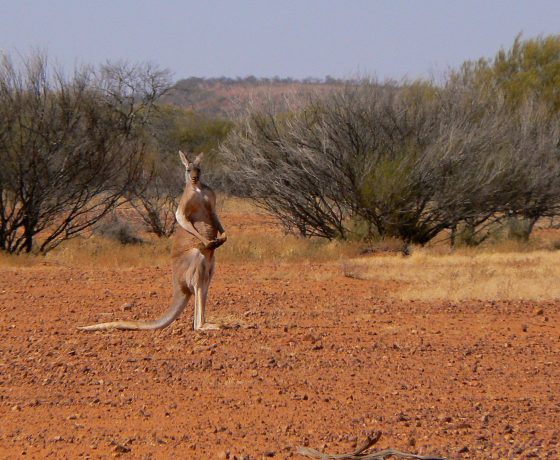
[216,195,261,214]
[218,231,360,263]
[0,252,38,268]
[343,246,560,301]
[44,236,172,268]
[0,228,360,269]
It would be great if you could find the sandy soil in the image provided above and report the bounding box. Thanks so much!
[1,254,559,459]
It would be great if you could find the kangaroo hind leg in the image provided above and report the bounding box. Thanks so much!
[194,284,219,331]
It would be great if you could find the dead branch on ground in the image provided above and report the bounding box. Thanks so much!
[297,431,447,460]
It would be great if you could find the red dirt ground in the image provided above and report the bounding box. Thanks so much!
[1,243,559,458]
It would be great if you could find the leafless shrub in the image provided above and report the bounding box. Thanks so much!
[129,153,181,237]
[0,52,170,253]
[219,78,560,245]
[341,261,368,280]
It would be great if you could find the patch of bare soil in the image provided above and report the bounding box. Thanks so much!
[1,258,559,459]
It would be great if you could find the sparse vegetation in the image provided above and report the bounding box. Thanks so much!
[161,75,344,118]
[2,196,559,307]
[3,26,560,460]
[2,35,560,257]
[343,244,560,302]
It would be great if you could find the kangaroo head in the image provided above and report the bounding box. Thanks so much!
[179,150,204,186]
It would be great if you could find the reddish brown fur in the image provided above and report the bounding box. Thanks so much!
[78,151,226,331]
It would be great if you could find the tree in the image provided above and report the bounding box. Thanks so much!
[0,53,170,253]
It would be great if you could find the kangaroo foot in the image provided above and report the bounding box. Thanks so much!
[196,322,221,331]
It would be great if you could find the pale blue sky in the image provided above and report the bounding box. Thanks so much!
[1,0,559,81]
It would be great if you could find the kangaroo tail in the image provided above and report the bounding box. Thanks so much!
[77,293,189,331]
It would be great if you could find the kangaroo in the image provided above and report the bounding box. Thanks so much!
[78,151,227,332]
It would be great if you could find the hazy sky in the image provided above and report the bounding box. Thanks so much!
[1,1,559,81]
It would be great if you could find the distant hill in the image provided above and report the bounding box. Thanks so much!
[160,76,344,118]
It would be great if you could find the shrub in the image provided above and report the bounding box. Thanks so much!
[94,215,143,245]
[219,79,560,245]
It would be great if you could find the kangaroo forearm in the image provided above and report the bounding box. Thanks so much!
[212,212,225,234]
[175,209,207,242]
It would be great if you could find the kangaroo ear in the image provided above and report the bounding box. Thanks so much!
[193,152,204,166]
[178,150,190,168]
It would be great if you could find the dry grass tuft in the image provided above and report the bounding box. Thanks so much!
[44,236,171,268]
[217,231,361,263]
[0,252,38,268]
[0,231,360,269]
[345,246,560,301]
[216,196,261,214]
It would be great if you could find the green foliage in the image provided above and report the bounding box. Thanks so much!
[461,34,560,112]
[454,222,480,247]
[505,216,534,242]
[361,145,418,206]
[176,111,233,154]
[151,106,233,155]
